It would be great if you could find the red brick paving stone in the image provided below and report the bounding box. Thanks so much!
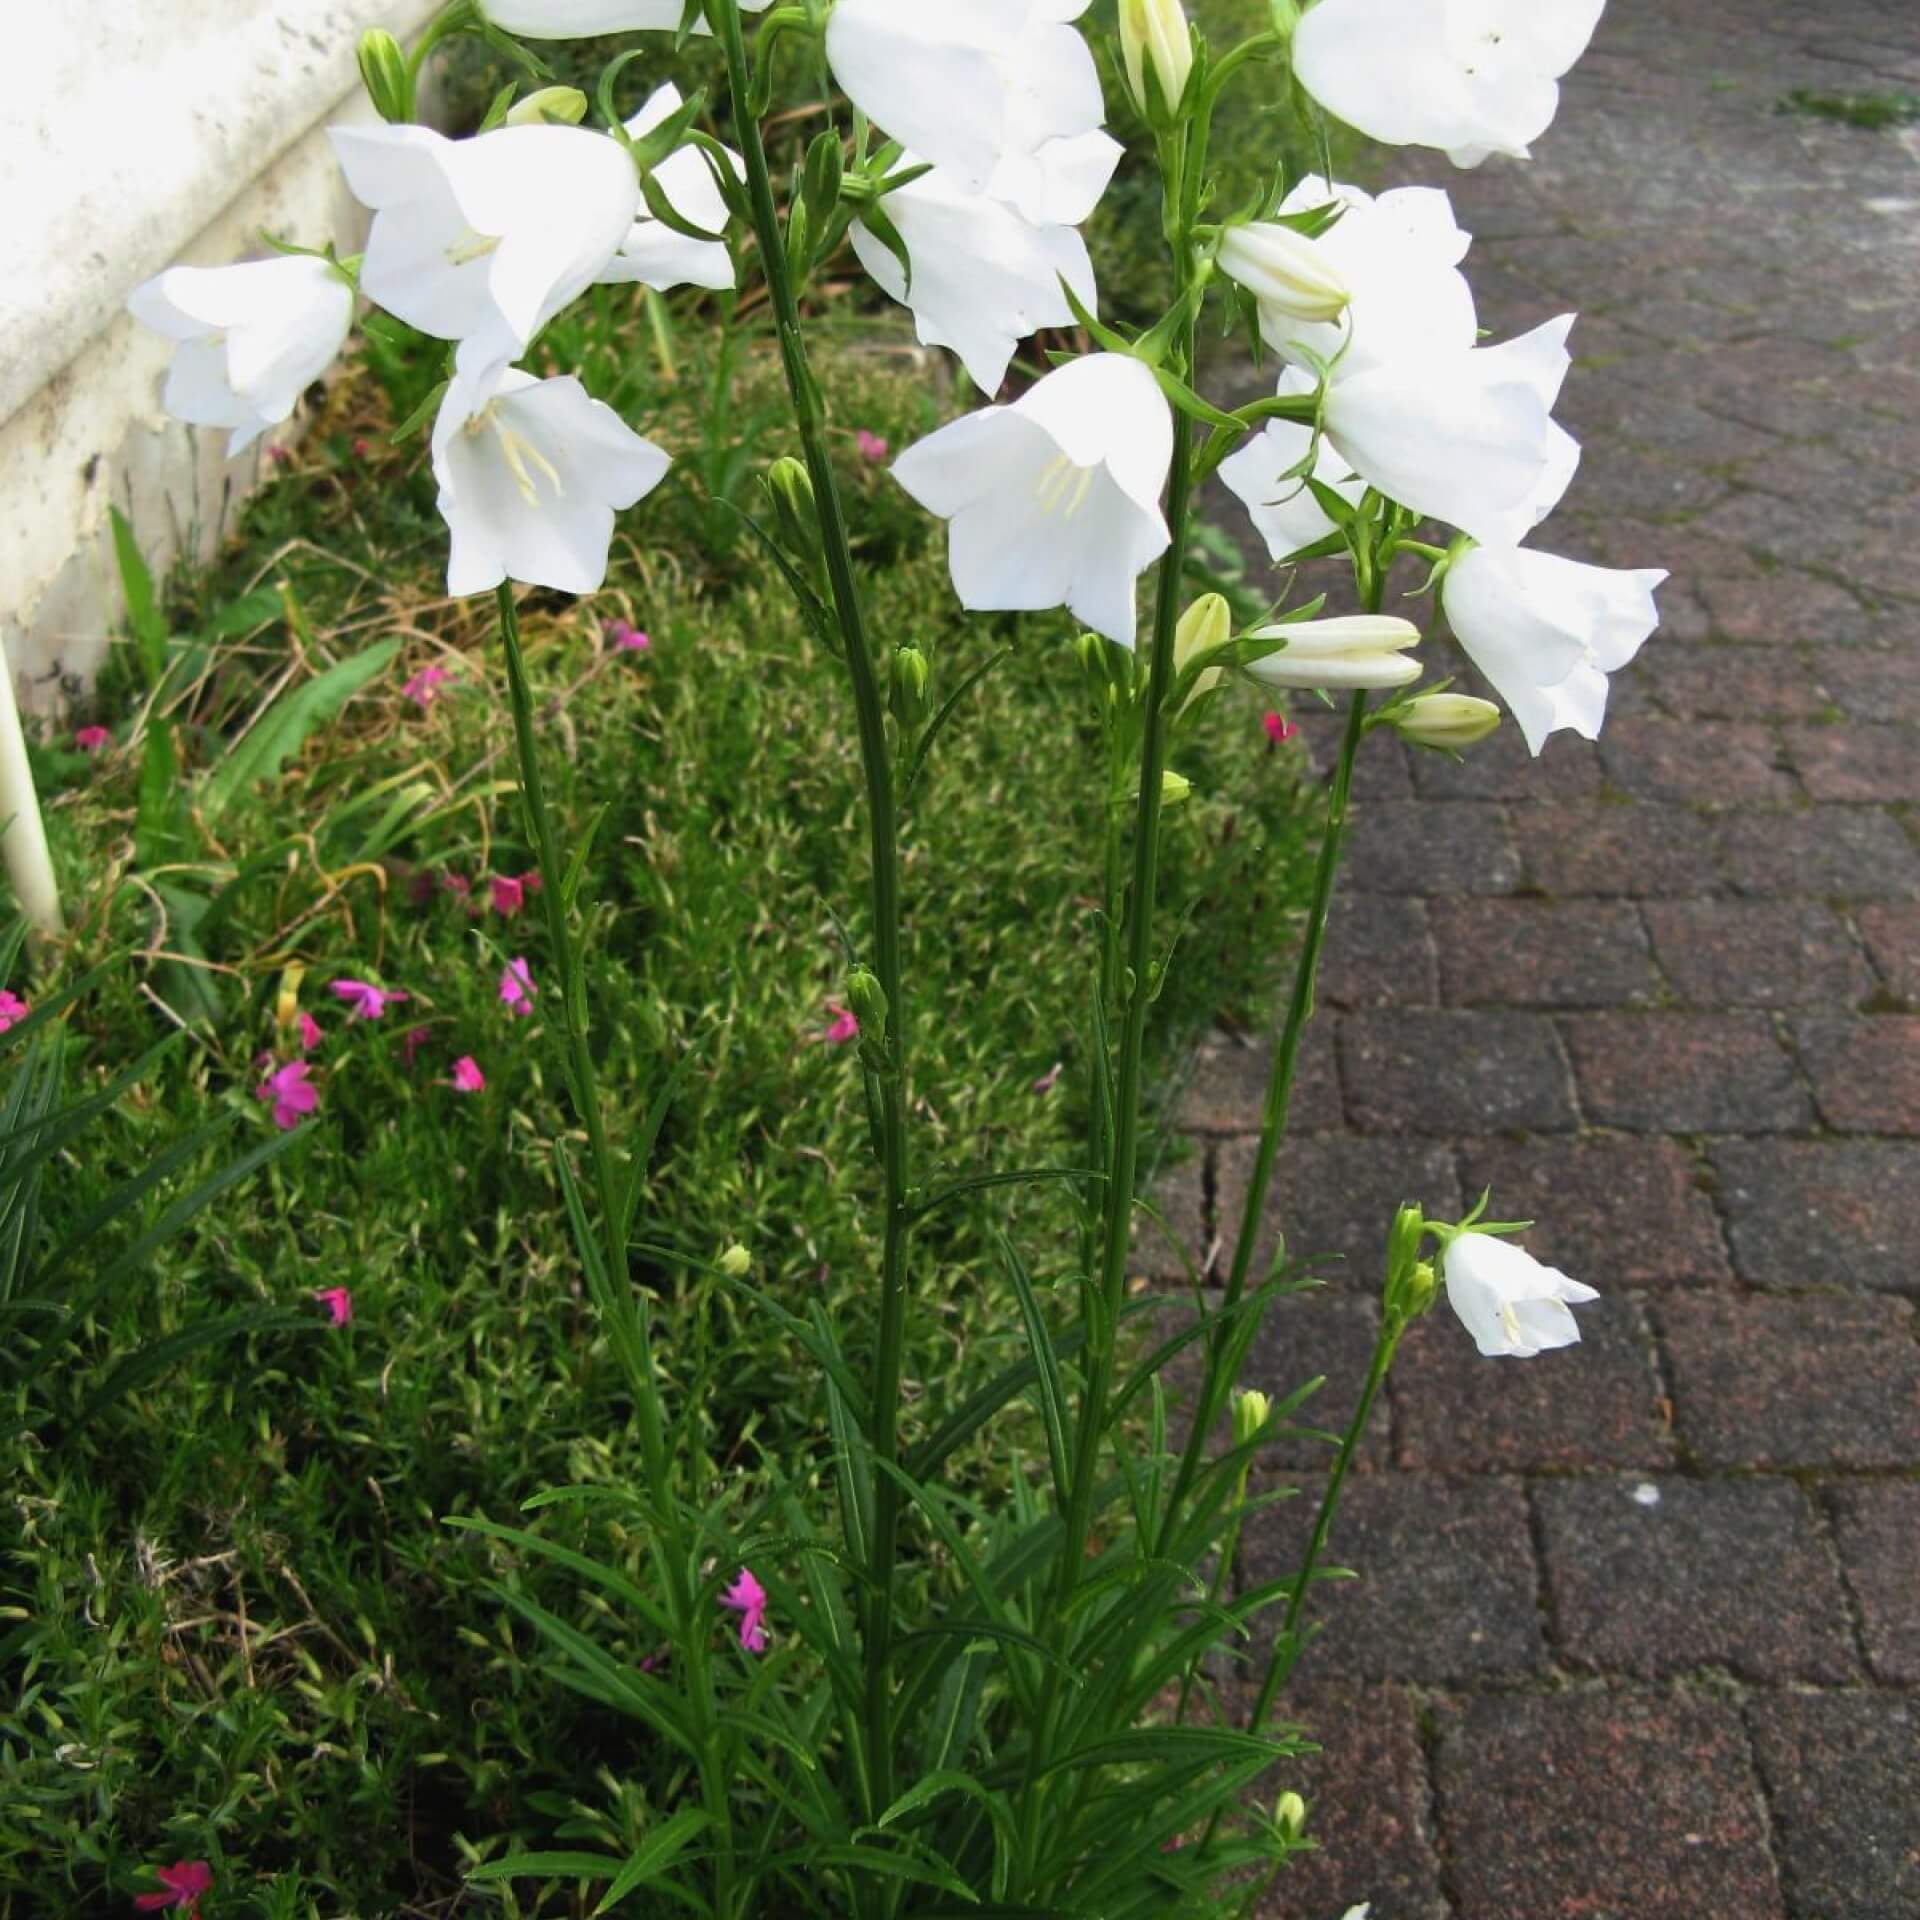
[1344,801,1522,897]
[1219,1134,1463,1288]
[1176,1027,1343,1136]
[1709,1140,1920,1295]
[1433,1691,1786,1920]
[1340,1013,1577,1135]
[1457,1136,1730,1286]
[1508,802,1726,898]
[1535,1476,1857,1682]
[1644,900,1876,1009]
[1654,1293,1920,1470]
[1826,1482,1920,1685]
[1430,899,1661,1009]
[1319,894,1439,1011]
[1816,645,1920,725]
[1859,904,1920,1005]
[1599,717,1800,806]
[1746,1695,1920,1920]
[1793,1015,1920,1134]
[1237,1474,1545,1683]
[1246,1684,1448,1920]
[1649,645,1830,721]
[1785,724,1920,803]
[1241,1296,1390,1475]
[1393,1297,1671,1472]
[1719,806,1920,899]
[1563,1012,1812,1132]
[1409,726,1604,802]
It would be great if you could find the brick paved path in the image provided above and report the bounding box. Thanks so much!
[1168,4,1920,1914]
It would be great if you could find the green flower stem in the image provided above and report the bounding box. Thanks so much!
[708,0,912,1824]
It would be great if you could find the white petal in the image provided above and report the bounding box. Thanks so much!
[480,0,770,35]
[1218,419,1358,562]
[891,407,1023,520]
[1013,353,1172,519]
[1292,0,1478,151]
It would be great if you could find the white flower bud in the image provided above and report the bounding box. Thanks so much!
[1119,0,1195,117]
[1217,222,1350,325]
[1233,1388,1273,1446]
[507,86,591,127]
[1173,592,1231,710]
[1244,616,1422,692]
[1160,770,1193,808]
[1392,693,1502,750]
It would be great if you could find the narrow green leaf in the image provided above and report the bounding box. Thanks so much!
[594,1809,712,1913]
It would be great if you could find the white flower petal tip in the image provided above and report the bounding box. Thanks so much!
[596,87,744,293]
[1442,1231,1599,1359]
[430,364,672,598]
[891,353,1172,648]
[1443,545,1665,755]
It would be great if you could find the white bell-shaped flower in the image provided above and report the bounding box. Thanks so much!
[431,362,672,596]
[851,132,1118,397]
[477,0,771,36]
[1442,1231,1598,1358]
[1294,0,1607,168]
[1243,615,1423,691]
[1217,373,1363,563]
[826,0,1105,205]
[598,85,743,293]
[1443,544,1666,754]
[892,352,1172,648]
[127,256,355,455]
[331,123,637,373]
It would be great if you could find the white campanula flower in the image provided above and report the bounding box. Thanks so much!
[599,84,744,293]
[1216,221,1350,327]
[1442,545,1666,754]
[1243,616,1423,692]
[431,362,671,596]
[825,0,1106,207]
[1217,369,1362,564]
[477,0,771,35]
[1441,1230,1598,1358]
[127,256,355,455]
[892,352,1172,648]
[852,132,1119,396]
[331,123,637,374]
[1293,0,1608,168]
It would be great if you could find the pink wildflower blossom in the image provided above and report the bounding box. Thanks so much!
[298,1011,323,1053]
[134,1859,213,1915]
[450,1056,486,1093]
[330,978,409,1022]
[823,1003,859,1046]
[402,1026,432,1070]
[1262,711,1299,746]
[488,871,543,918]
[0,989,29,1033]
[353,437,372,458]
[720,1567,769,1653]
[606,619,651,653]
[402,663,454,710]
[258,1061,318,1131]
[1031,1061,1064,1095]
[75,725,111,754]
[855,428,890,464]
[500,958,537,1017]
[314,1286,354,1327]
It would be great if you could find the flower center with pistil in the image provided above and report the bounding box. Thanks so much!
[1034,452,1097,519]
[445,227,504,266]
[467,404,564,505]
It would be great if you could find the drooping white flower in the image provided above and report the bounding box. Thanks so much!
[1441,1231,1598,1358]
[1294,0,1607,167]
[1216,221,1350,327]
[127,256,355,455]
[1321,315,1579,547]
[1442,545,1666,754]
[1243,615,1423,691]
[892,352,1172,647]
[825,0,1105,206]
[476,0,771,36]
[430,361,671,596]
[331,123,637,374]
[1217,369,1362,564]
[597,84,743,293]
[851,132,1118,396]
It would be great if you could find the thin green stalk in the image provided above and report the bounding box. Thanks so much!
[708,0,911,1824]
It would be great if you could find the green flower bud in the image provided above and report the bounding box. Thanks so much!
[891,645,931,730]
[357,28,413,124]
[765,457,824,571]
[1274,1790,1308,1841]
[506,86,590,127]
[1119,0,1195,119]
[718,1243,752,1278]
[1173,591,1231,712]
[1392,693,1502,752]
[1269,0,1302,38]
[1160,770,1193,808]
[845,967,889,1038]
[1403,1259,1438,1318]
[1233,1388,1273,1447]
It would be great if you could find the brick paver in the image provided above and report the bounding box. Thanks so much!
[1170,5,1920,1912]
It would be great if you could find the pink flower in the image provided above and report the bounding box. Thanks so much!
[441,872,472,900]
[330,978,409,1022]
[1031,1061,1064,1095]
[135,1860,212,1915]
[1262,710,1299,746]
[605,619,651,654]
[257,1061,317,1131]
[74,725,111,754]
[353,437,372,458]
[0,989,29,1033]
[314,1286,354,1327]
[450,1055,486,1093]
[402,663,454,710]
[823,1003,859,1046]
[720,1567,769,1653]
[855,428,890,464]
[402,1026,432,1070]
[499,958,536,1017]
[488,871,543,918]
[297,1011,323,1053]
[269,444,292,466]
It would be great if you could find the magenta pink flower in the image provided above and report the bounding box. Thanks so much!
[330,978,409,1022]
[314,1285,354,1327]
[1031,1061,1064,1096]
[402,663,454,710]
[823,1003,859,1046]
[297,1011,323,1053]
[0,989,29,1033]
[1262,710,1299,746]
[353,437,372,458]
[606,619,651,654]
[257,1061,317,1131]
[488,871,543,918]
[75,725,111,754]
[450,1055,486,1093]
[720,1567,769,1653]
[499,957,536,1017]
[135,1860,212,1915]
[855,428,890,464]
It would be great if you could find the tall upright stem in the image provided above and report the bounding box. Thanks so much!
[708,0,911,1820]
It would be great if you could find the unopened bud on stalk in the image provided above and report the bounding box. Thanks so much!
[846,967,889,1038]
[1119,0,1194,118]
[1275,1791,1308,1841]
[1160,770,1193,808]
[891,645,931,730]
[1217,222,1350,325]
[1403,1259,1439,1317]
[1245,616,1422,692]
[1173,591,1230,711]
[1233,1388,1273,1447]
[718,1243,752,1278]
[357,28,412,123]
[1391,693,1501,751]
[1268,0,1302,37]
[766,457,824,569]
[275,963,306,1034]
[506,86,590,126]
